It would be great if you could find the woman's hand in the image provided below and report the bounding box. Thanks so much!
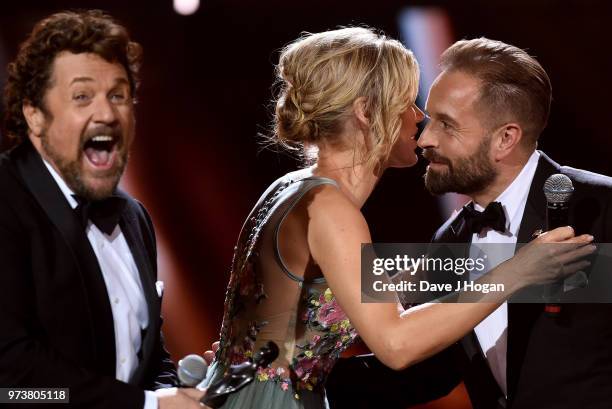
[202,341,219,365]
[505,226,595,290]
[156,387,209,409]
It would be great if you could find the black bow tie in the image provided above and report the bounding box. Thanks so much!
[73,195,127,235]
[462,201,507,235]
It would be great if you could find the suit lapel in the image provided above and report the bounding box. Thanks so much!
[454,214,494,377]
[118,197,160,385]
[13,142,116,376]
[516,150,558,243]
[433,207,490,369]
[507,151,559,399]
[442,209,472,244]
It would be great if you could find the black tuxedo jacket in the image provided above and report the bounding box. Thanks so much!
[328,151,612,409]
[0,142,177,408]
[432,150,612,409]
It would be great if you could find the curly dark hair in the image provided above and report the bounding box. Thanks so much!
[2,9,143,144]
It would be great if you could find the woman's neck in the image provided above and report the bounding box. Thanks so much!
[310,149,380,208]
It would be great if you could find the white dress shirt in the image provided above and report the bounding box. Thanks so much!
[468,150,540,396]
[43,161,158,409]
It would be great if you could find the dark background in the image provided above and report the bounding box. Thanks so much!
[1,1,610,407]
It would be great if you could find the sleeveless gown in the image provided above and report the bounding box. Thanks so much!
[199,170,359,409]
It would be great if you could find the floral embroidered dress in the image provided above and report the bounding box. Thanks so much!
[200,171,358,409]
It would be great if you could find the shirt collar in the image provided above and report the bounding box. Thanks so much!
[42,159,79,209]
[474,150,540,235]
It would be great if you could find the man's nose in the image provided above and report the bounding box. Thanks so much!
[417,121,436,149]
[92,96,118,124]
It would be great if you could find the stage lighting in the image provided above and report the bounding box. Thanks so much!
[174,0,200,15]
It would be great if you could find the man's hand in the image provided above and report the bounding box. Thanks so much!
[202,341,220,365]
[156,387,210,409]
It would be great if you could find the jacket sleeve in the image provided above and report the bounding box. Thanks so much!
[144,317,179,390]
[326,346,463,409]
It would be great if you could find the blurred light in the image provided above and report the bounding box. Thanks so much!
[398,7,452,105]
[174,0,200,15]
[398,7,468,219]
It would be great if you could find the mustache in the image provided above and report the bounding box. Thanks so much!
[421,149,451,166]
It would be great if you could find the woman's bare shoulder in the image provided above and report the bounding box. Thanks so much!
[304,184,370,238]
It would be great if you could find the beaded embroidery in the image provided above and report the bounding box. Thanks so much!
[215,177,358,397]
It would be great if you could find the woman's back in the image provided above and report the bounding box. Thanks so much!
[207,169,358,408]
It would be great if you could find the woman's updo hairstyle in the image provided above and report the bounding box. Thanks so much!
[272,27,419,167]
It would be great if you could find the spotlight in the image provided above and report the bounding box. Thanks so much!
[174,0,200,15]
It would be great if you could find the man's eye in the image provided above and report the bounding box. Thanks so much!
[440,120,451,130]
[73,94,89,101]
[110,92,131,104]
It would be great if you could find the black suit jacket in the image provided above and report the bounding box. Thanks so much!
[328,151,612,409]
[0,142,177,408]
[433,150,612,409]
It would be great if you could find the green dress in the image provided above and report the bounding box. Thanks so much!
[200,171,359,409]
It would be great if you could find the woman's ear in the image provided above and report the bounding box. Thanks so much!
[351,96,375,153]
[352,97,369,129]
[22,102,46,138]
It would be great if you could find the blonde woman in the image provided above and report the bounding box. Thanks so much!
[200,27,593,409]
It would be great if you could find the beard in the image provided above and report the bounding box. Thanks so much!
[423,136,497,196]
[40,125,129,201]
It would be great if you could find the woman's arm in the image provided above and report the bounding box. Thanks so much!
[307,187,593,370]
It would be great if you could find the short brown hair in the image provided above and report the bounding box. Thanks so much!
[440,37,551,144]
[2,9,143,144]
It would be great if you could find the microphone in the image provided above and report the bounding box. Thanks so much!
[543,173,574,316]
[178,354,208,387]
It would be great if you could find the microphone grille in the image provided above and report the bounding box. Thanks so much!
[178,354,208,387]
[543,173,574,203]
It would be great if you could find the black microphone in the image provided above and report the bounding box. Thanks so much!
[543,173,574,316]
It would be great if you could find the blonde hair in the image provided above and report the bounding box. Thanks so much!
[271,27,419,168]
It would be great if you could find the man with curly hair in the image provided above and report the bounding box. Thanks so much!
[0,10,205,409]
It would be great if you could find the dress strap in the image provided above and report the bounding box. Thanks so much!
[273,177,338,284]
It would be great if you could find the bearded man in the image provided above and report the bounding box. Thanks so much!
[0,10,205,409]
[327,38,612,409]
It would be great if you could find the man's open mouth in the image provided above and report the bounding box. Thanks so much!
[83,135,119,169]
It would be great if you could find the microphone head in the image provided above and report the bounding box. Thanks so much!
[543,174,574,203]
[178,354,208,386]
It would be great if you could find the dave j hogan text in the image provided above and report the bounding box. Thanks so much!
[372,280,505,294]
